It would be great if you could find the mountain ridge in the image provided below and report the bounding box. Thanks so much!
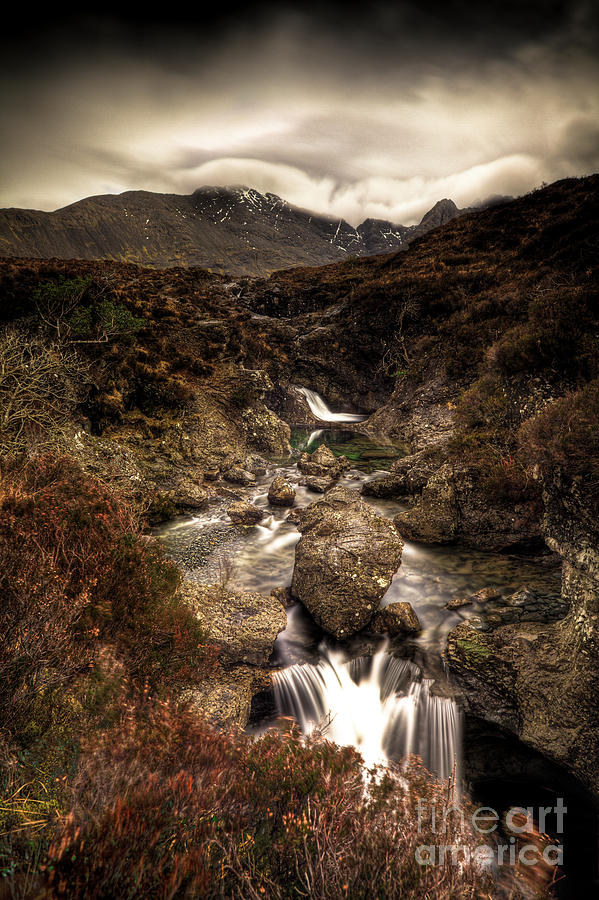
[0,185,466,276]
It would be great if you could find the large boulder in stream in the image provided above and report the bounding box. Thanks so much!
[184,583,286,666]
[291,485,403,638]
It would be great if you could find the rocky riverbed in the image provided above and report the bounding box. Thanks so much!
[155,427,567,749]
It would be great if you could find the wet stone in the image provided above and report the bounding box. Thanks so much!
[445,596,473,610]
[268,476,296,507]
[304,475,336,493]
[223,467,256,486]
[227,501,265,525]
[371,602,421,635]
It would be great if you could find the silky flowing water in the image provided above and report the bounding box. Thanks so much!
[157,407,561,783]
[294,386,368,423]
[273,648,462,777]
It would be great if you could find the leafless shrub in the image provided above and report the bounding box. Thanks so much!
[380,289,421,375]
[0,327,88,454]
[215,552,238,595]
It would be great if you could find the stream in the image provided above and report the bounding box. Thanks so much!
[157,423,561,772]
[156,405,597,896]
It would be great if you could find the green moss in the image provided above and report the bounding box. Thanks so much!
[456,637,491,659]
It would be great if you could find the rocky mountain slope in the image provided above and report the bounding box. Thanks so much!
[244,175,598,420]
[0,186,463,276]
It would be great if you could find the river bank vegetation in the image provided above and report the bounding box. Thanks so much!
[0,455,493,899]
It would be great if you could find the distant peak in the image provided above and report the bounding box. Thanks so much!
[191,185,286,207]
[359,217,397,228]
[191,184,241,197]
[418,198,459,227]
[264,191,286,205]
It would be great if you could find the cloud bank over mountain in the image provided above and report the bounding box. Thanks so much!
[1,1,597,224]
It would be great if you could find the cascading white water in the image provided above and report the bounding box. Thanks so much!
[273,647,461,781]
[253,513,301,554]
[296,387,367,423]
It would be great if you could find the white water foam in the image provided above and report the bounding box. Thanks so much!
[273,647,461,780]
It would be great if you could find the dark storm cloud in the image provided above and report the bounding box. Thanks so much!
[4,1,593,59]
[0,2,597,222]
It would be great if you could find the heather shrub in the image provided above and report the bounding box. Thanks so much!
[0,455,215,737]
[134,363,196,412]
[492,283,597,379]
[454,374,514,437]
[47,703,491,900]
[0,457,218,893]
[491,323,548,376]
[519,379,599,516]
[477,454,534,504]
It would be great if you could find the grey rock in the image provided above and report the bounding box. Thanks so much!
[170,482,209,510]
[270,585,295,610]
[182,667,272,728]
[447,480,599,798]
[394,462,544,551]
[305,475,336,493]
[184,582,286,667]
[298,445,349,479]
[445,596,473,610]
[223,467,256,486]
[471,587,502,603]
[362,448,440,499]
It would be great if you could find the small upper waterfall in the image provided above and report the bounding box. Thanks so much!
[296,387,367,423]
[273,647,461,781]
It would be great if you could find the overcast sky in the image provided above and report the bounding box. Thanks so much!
[1,2,598,225]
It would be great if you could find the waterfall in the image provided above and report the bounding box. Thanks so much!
[273,647,461,780]
[296,387,367,423]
